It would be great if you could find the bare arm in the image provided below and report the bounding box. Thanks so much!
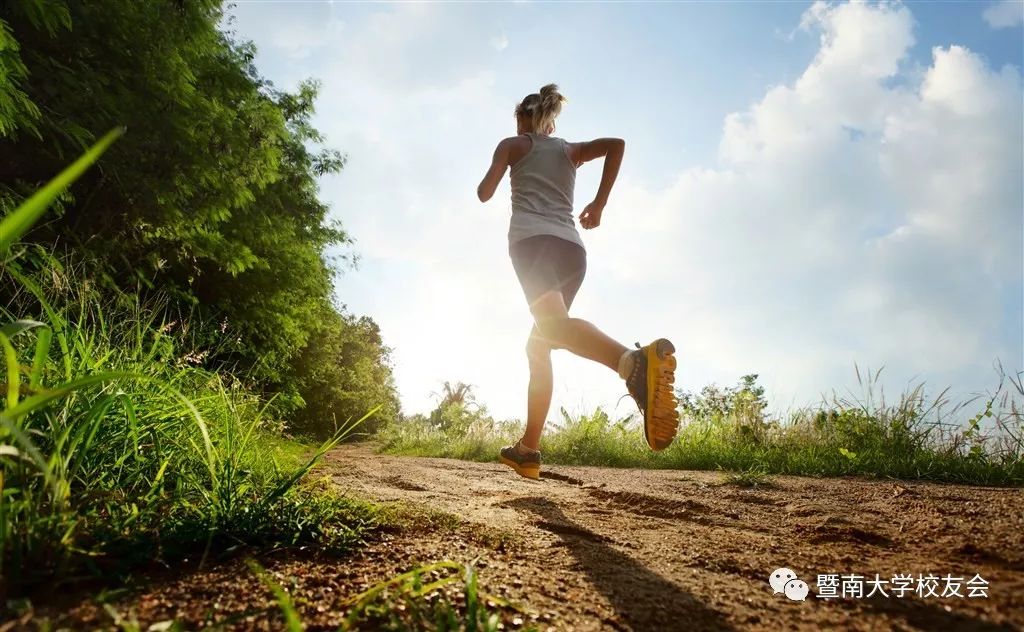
[569,138,625,229]
[477,139,513,202]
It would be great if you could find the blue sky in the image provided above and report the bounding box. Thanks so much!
[226,0,1023,421]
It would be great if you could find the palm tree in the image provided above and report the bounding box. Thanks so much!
[433,380,476,408]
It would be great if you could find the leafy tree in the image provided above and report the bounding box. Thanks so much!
[677,374,768,423]
[434,381,477,408]
[427,381,484,431]
[0,0,400,433]
[285,307,400,439]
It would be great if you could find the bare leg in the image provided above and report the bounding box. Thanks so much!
[510,291,679,459]
[530,291,628,371]
[520,325,552,452]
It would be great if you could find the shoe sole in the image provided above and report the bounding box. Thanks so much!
[644,338,679,451]
[500,455,540,480]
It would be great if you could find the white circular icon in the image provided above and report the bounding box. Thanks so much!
[784,578,810,601]
[769,568,797,594]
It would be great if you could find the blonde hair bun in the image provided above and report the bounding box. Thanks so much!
[515,83,567,133]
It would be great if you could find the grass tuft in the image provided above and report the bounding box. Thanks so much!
[720,466,775,489]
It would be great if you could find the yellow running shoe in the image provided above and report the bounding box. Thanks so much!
[499,443,541,480]
[625,338,679,451]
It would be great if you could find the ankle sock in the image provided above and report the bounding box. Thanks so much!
[617,349,636,380]
[516,441,540,455]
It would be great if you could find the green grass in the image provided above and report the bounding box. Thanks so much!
[0,133,383,596]
[0,118,536,631]
[338,560,534,631]
[378,373,1024,487]
[0,268,383,592]
[720,465,775,489]
[261,433,319,471]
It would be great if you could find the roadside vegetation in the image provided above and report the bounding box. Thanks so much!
[1,1,399,439]
[0,133,381,598]
[1,7,519,628]
[0,0,407,613]
[379,372,1024,486]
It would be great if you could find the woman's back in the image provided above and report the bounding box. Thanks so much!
[509,132,583,249]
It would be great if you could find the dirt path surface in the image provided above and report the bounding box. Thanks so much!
[326,445,1023,631]
[40,445,1023,631]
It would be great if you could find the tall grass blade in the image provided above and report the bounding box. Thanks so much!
[164,385,218,490]
[0,320,45,338]
[118,393,141,460]
[0,332,19,409]
[1,371,128,422]
[0,417,56,494]
[0,127,124,255]
[29,326,52,389]
[7,268,72,379]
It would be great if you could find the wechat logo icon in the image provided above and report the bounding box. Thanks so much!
[769,567,809,601]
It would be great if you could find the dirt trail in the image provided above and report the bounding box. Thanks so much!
[326,444,1023,631]
[42,445,1023,630]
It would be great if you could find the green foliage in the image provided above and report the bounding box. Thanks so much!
[380,374,1024,486]
[543,408,639,468]
[380,394,522,464]
[430,402,485,435]
[678,373,767,423]
[340,561,527,631]
[0,266,379,593]
[0,18,38,139]
[0,124,387,596]
[0,2,402,614]
[417,382,486,434]
[285,307,400,439]
[0,0,398,434]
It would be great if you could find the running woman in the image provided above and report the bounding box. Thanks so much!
[477,83,680,480]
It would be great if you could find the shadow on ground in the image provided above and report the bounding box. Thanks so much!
[836,592,1017,632]
[504,496,734,631]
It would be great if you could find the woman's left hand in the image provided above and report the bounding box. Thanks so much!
[579,201,604,229]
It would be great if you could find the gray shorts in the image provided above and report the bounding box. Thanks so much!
[508,235,587,309]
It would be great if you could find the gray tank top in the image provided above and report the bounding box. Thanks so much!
[508,133,584,249]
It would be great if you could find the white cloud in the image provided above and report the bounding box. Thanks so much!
[983,0,1024,28]
[224,5,346,60]
[231,1,1022,421]
[490,33,509,51]
[270,18,345,59]
[583,0,1022,413]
